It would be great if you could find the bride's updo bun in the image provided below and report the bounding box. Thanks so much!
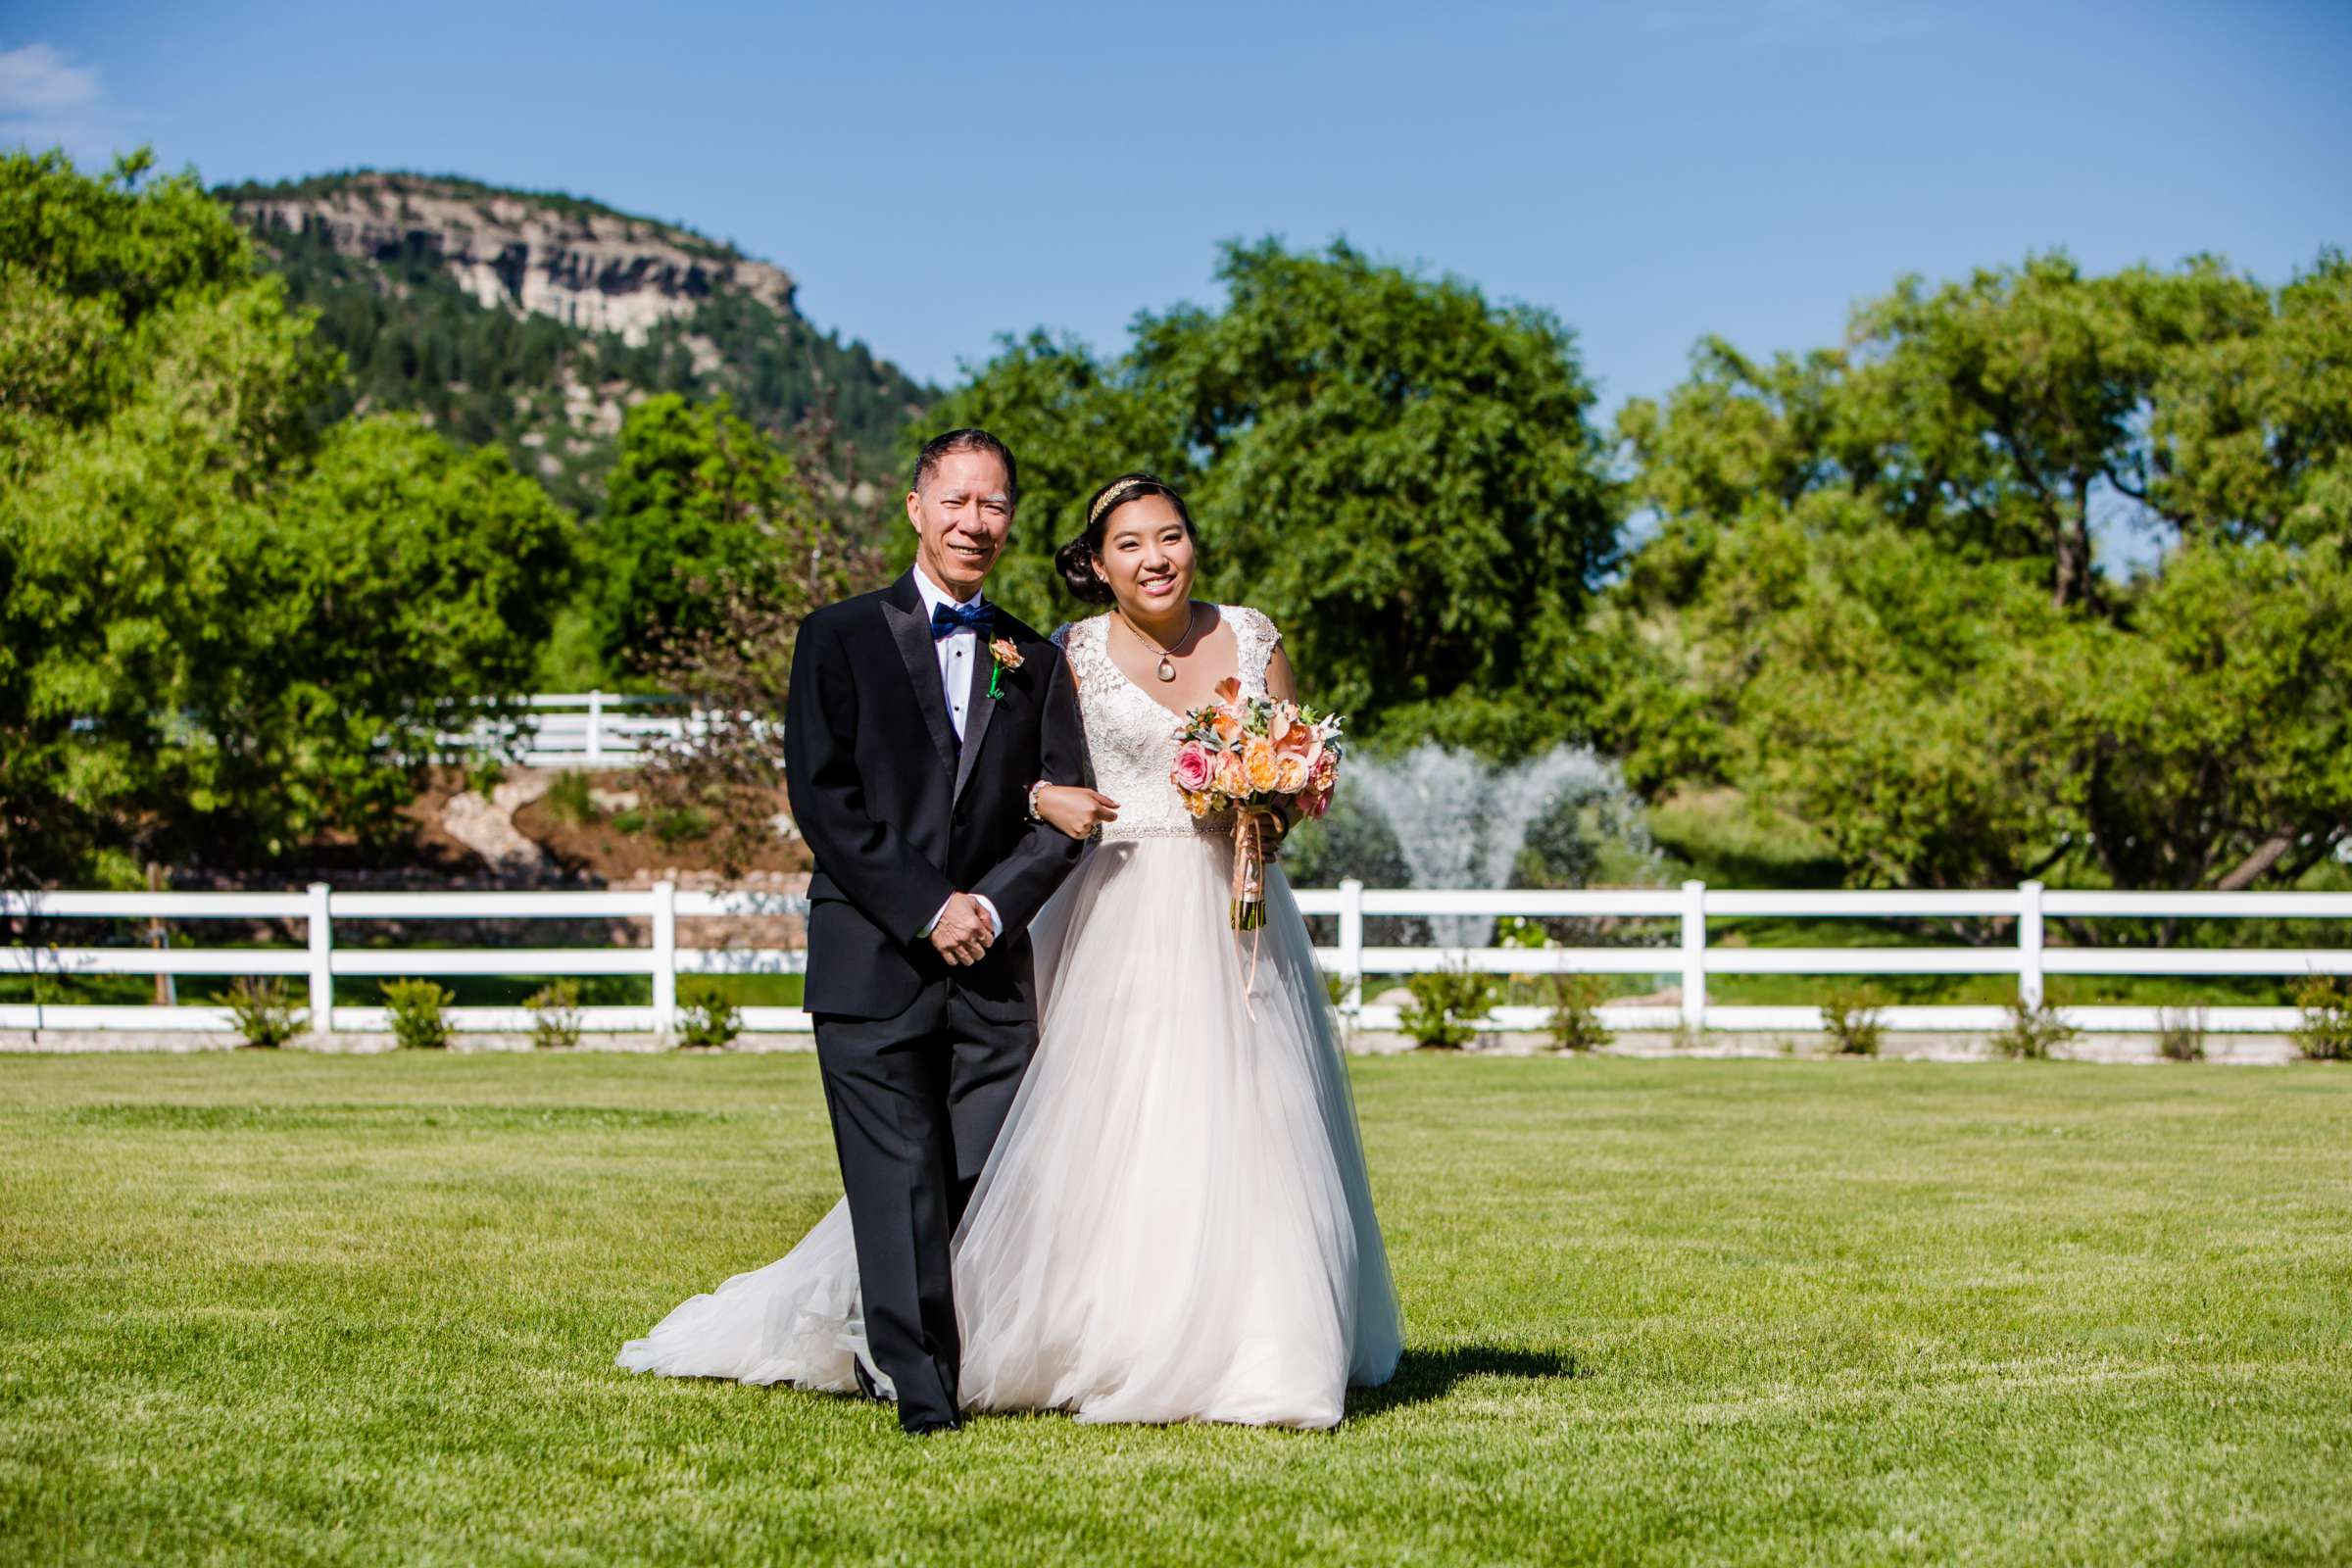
[1055,472,1199,604]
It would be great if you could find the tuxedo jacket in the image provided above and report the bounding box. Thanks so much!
[783,571,1093,1021]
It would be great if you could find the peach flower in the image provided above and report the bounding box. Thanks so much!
[1273,754,1309,794]
[1244,737,1279,792]
[1265,703,1299,749]
[1214,750,1250,796]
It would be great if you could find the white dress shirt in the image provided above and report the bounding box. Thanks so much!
[911,563,982,743]
[909,564,1003,942]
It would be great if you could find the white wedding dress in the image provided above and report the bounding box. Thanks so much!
[617,606,1402,1428]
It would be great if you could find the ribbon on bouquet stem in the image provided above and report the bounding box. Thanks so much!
[1230,808,1276,1018]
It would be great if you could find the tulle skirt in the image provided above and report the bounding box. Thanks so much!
[616,834,1403,1429]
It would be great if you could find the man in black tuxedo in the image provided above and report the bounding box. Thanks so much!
[781,428,1091,1435]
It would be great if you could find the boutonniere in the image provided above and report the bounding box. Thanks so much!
[988,637,1023,698]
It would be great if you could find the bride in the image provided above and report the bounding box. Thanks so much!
[618,472,1402,1429]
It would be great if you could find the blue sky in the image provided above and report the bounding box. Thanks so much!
[5,0,2346,423]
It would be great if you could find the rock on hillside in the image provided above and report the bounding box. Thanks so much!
[233,171,794,346]
[219,170,930,507]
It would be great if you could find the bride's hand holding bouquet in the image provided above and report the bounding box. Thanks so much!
[1170,677,1344,930]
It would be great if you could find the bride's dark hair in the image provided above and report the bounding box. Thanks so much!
[1054,472,1199,605]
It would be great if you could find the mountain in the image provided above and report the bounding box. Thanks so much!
[219,171,931,510]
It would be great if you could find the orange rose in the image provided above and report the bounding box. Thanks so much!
[1215,750,1250,796]
[1244,737,1279,792]
[1273,754,1309,793]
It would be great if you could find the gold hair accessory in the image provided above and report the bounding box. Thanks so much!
[1087,476,1152,527]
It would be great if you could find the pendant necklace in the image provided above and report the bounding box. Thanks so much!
[1119,602,1197,682]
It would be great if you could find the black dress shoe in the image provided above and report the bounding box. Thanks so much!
[901,1413,961,1437]
[851,1357,888,1402]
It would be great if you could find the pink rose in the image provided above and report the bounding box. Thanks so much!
[1299,786,1332,819]
[1171,740,1213,794]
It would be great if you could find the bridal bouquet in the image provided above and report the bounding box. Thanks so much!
[1169,678,1345,930]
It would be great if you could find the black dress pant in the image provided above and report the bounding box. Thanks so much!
[812,979,1034,1431]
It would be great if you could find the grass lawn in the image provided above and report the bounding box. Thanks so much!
[2,1053,2348,1566]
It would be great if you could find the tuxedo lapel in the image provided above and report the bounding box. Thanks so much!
[953,631,998,803]
[881,572,957,778]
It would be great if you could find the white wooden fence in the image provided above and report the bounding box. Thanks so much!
[440,692,693,770]
[4,880,2348,1040]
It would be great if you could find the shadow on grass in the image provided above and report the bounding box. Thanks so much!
[1347,1345,1587,1416]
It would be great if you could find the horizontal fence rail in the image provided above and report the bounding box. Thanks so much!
[433,692,710,770]
[4,880,2348,1040]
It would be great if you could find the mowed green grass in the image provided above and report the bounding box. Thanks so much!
[2,1054,2348,1567]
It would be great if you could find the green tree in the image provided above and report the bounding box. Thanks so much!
[922,239,1622,755]
[586,393,808,670]
[1600,249,2352,899]
[622,404,877,876]
[2146,250,2352,546]
[0,149,573,885]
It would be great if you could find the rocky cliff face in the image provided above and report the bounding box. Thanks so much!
[233,172,797,346]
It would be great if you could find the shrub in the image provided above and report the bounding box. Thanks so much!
[1397,966,1498,1051]
[612,808,647,836]
[2290,975,2352,1061]
[653,807,711,847]
[527,979,582,1051]
[382,979,454,1050]
[1993,1000,2076,1060]
[1494,916,1607,1054]
[224,976,303,1049]
[2155,1006,2207,1063]
[676,989,742,1050]
[1542,972,1610,1054]
[1820,985,1888,1056]
[544,771,599,827]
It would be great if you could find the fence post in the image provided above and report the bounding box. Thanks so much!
[652,879,678,1038]
[586,690,606,765]
[1338,878,1365,1017]
[2018,879,2045,1009]
[306,882,333,1035]
[1680,879,1707,1033]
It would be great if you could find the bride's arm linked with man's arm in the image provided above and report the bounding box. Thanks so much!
[967,637,1095,923]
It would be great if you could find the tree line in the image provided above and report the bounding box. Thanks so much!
[5,148,2345,899]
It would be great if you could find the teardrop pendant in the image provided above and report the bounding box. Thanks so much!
[1156,655,1178,682]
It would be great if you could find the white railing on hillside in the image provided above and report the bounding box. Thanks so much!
[4,880,2348,1040]
[439,692,696,770]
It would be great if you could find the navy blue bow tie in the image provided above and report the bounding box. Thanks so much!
[929,599,993,640]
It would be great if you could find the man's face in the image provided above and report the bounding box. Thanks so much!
[907,448,1013,600]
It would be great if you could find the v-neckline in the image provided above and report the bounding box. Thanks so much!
[1099,606,1242,720]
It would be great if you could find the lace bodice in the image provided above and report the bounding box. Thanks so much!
[1053,606,1282,842]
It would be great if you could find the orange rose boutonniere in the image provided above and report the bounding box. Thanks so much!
[988,636,1022,698]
